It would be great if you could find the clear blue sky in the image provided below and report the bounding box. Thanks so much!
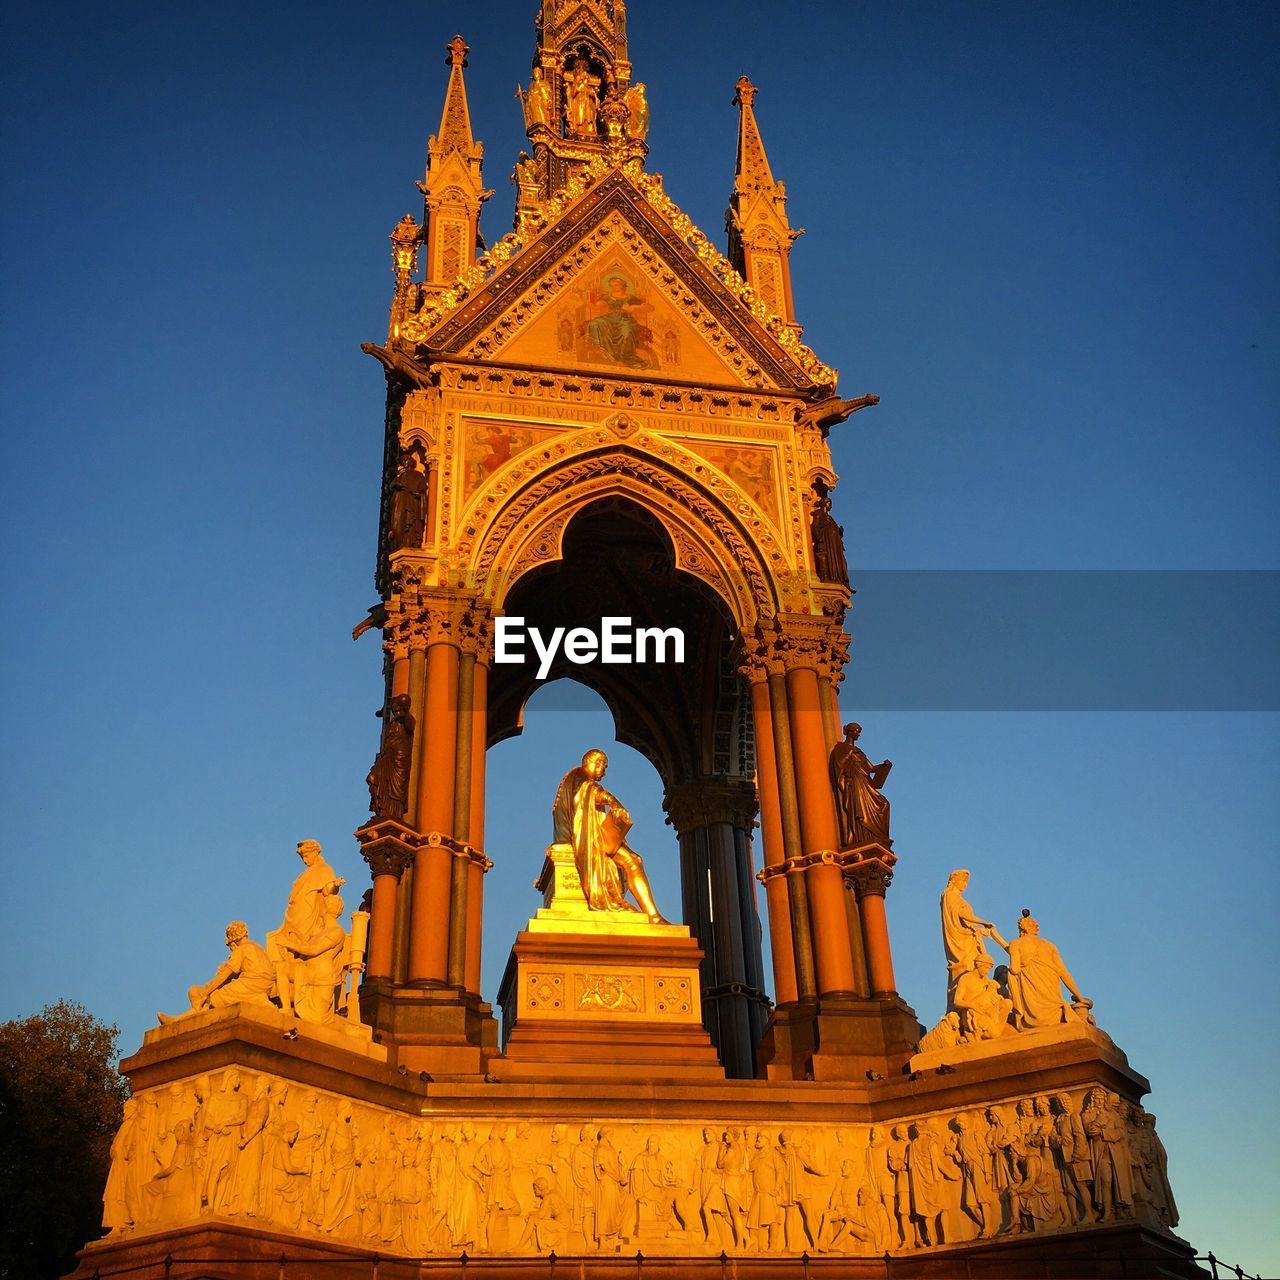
[2,1,1276,1271]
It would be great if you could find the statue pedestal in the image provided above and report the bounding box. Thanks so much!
[492,846,724,1081]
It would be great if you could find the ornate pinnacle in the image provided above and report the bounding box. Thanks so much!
[733,76,757,109]
[446,34,470,68]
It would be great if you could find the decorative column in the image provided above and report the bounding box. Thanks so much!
[849,861,898,997]
[464,632,491,997]
[781,626,858,997]
[764,667,817,1002]
[740,651,799,1007]
[665,777,768,1080]
[356,826,417,980]
[408,602,461,985]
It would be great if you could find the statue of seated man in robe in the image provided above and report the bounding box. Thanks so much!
[157,920,275,1025]
[551,749,666,923]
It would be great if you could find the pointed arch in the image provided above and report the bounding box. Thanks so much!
[470,441,784,629]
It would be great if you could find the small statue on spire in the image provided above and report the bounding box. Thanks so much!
[564,56,602,136]
[518,65,553,131]
[623,82,649,141]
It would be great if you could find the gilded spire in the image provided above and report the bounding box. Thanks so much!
[420,36,491,291]
[727,76,801,326]
[436,36,478,158]
[732,77,776,193]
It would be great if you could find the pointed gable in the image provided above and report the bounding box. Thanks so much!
[400,166,835,394]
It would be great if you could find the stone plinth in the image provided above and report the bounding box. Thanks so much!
[494,849,723,1080]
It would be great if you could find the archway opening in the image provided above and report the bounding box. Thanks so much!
[481,497,771,1077]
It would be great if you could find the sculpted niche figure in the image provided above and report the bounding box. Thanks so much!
[830,723,892,849]
[810,486,850,587]
[519,65,553,131]
[563,57,601,135]
[386,441,429,553]
[157,920,274,1025]
[551,749,665,922]
[367,693,415,822]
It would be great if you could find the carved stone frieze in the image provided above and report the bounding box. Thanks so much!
[98,1069,1179,1255]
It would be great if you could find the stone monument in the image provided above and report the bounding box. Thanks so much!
[72,4,1203,1276]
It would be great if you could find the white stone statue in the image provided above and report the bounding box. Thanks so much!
[266,838,346,1018]
[158,921,275,1025]
[1002,912,1093,1031]
[940,869,1003,1010]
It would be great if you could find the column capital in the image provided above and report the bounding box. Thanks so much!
[845,858,894,899]
[664,777,758,833]
[355,819,420,880]
[740,614,850,683]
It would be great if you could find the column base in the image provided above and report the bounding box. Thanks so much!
[758,992,922,1081]
[358,977,498,1077]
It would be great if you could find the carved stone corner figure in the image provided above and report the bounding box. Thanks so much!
[623,82,649,140]
[367,693,415,822]
[386,441,429,553]
[519,65,553,131]
[1001,911,1094,1032]
[266,839,346,1018]
[829,722,892,849]
[551,749,666,923]
[157,920,275,1025]
[810,485,850,588]
[563,57,602,136]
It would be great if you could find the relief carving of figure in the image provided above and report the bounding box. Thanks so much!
[1132,1111,1178,1229]
[906,1118,960,1246]
[563,57,602,136]
[552,749,665,922]
[887,1124,914,1247]
[519,1176,573,1253]
[810,487,850,587]
[200,1070,246,1216]
[157,920,275,1024]
[320,1101,360,1234]
[592,1127,629,1249]
[830,723,891,849]
[1051,1093,1095,1226]
[1083,1090,1133,1220]
[103,1097,143,1233]
[367,693,415,822]
[776,1129,823,1252]
[719,1127,751,1247]
[227,1076,271,1216]
[951,1114,995,1238]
